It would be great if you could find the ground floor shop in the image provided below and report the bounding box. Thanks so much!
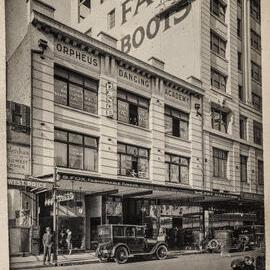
[7,173,265,255]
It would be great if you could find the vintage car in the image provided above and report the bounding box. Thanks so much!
[95,224,168,264]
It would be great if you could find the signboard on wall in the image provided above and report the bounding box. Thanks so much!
[164,86,190,110]
[55,42,100,71]
[106,82,115,118]
[7,144,30,175]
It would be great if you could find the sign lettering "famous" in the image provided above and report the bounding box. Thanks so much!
[55,43,98,67]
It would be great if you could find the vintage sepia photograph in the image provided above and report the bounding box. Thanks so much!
[1,0,269,269]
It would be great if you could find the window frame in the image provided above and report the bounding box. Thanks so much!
[258,160,264,185]
[117,143,149,179]
[250,0,261,21]
[210,31,226,58]
[54,129,98,171]
[252,92,262,111]
[54,65,99,114]
[210,0,226,22]
[213,148,228,179]
[240,155,248,182]
[250,30,261,51]
[253,120,262,145]
[165,153,189,184]
[211,107,228,133]
[239,115,247,140]
[251,61,262,83]
[117,89,149,129]
[211,68,227,91]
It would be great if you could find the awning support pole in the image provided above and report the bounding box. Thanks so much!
[52,166,58,265]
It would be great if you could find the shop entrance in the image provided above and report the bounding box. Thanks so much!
[90,217,100,249]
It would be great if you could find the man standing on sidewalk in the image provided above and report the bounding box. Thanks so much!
[42,227,53,265]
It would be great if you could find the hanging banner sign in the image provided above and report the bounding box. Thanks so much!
[45,192,75,206]
[8,178,48,189]
[106,81,115,118]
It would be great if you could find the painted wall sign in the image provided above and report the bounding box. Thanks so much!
[164,86,190,108]
[106,82,115,118]
[118,67,151,90]
[7,144,30,175]
[55,42,99,70]
[8,178,47,189]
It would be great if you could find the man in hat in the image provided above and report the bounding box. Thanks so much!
[42,227,53,265]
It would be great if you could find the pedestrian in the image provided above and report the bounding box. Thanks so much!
[59,229,66,252]
[66,229,73,255]
[42,227,53,265]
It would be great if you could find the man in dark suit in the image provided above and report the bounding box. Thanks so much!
[42,227,53,265]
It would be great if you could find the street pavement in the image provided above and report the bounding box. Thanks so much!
[36,251,263,270]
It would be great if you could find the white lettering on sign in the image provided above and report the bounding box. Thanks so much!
[55,42,99,69]
[45,192,75,206]
[7,144,30,175]
[165,87,190,107]
[106,82,115,118]
[118,67,151,89]
[8,178,47,189]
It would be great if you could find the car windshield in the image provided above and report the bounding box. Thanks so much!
[98,226,112,242]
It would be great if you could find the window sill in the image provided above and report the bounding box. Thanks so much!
[117,121,150,132]
[117,175,150,183]
[55,103,100,119]
[210,87,232,100]
[210,51,228,63]
[165,181,190,187]
[251,46,261,55]
[212,176,230,181]
[165,134,191,143]
[250,14,261,25]
[251,78,262,87]
[210,13,228,28]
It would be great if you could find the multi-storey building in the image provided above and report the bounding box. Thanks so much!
[5,0,263,255]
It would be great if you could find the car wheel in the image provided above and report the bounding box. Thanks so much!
[98,255,109,263]
[156,245,168,260]
[114,246,128,264]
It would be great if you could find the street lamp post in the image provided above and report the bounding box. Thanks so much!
[52,166,58,265]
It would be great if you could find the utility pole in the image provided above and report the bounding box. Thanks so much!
[52,166,58,265]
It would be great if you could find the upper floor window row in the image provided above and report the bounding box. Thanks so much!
[211,68,227,91]
[250,0,261,21]
[210,0,226,22]
[54,66,98,114]
[251,62,262,83]
[211,31,226,58]
[251,30,261,51]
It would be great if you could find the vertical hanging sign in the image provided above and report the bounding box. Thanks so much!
[106,81,115,118]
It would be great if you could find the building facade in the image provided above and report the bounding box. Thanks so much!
[5,0,263,255]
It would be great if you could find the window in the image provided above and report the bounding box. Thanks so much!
[258,160,264,185]
[211,69,226,91]
[238,85,244,101]
[211,31,226,58]
[240,155,248,182]
[6,101,30,133]
[238,52,242,71]
[54,129,98,171]
[239,115,247,140]
[237,18,242,38]
[117,143,149,178]
[251,62,262,83]
[117,89,149,128]
[237,0,242,6]
[253,121,262,145]
[251,30,261,50]
[211,107,228,133]
[213,148,227,178]
[79,0,91,21]
[165,154,189,184]
[252,93,262,111]
[165,106,189,139]
[54,66,98,114]
[210,0,226,21]
[108,9,115,29]
[250,0,261,21]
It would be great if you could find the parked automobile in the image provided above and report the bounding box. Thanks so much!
[95,224,168,264]
[231,255,265,270]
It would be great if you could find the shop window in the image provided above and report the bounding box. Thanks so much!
[237,18,242,38]
[54,66,98,114]
[253,121,262,145]
[251,61,262,83]
[213,148,227,178]
[239,115,247,140]
[117,89,149,128]
[165,154,189,184]
[165,106,189,139]
[210,31,226,58]
[117,143,149,178]
[252,93,262,111]
[211,69,226,91]
[211,107,228,133]
[258,160,264,185]
[251,30,261,50]
[240,155,248,182]
[250,0,261,21]
[107,9,115,29]
[6,101,30,133]
[54,129,98,171]
[210,0,226,21]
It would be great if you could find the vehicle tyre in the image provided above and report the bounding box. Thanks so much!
[208,239,221,253]
[155,245,168,260]
[98,255,109,263]
[114,246,129,264]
